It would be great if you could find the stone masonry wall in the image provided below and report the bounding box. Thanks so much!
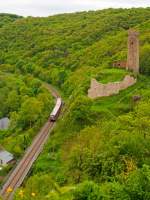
[127,29,139,74]
[113,29,139,74]
[88,75,136,99]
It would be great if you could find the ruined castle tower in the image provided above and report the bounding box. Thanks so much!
[127,29,139,74]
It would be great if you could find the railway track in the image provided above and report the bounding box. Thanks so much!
[0,85,61,200]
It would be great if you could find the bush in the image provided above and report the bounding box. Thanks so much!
[72,181,100,200]
[140,44,150,76]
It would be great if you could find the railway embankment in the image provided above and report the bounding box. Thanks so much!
[0,84,62,200]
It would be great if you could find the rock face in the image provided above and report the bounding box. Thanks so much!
[88,75,136,99]
[0,118,10,130]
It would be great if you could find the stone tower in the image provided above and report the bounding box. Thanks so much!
[127,29,139,74]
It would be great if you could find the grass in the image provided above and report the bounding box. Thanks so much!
[95,68,130,84]
[91,75,150,118]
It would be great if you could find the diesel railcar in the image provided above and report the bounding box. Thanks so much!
[50,98,62,121]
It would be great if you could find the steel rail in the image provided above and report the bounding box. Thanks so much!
[0,85,61,200]
[1,123,52,199]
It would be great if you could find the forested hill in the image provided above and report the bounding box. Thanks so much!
[0,8,150,78]
[0,8,150,200]
[0,13,22,28]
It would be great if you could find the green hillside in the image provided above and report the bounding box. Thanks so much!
[0,8,150,200]
[0,13,22,28]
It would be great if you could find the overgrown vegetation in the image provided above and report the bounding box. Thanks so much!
[0,73,54,183]
[0,7,150,199]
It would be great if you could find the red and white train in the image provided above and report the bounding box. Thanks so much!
[50,98,62,121]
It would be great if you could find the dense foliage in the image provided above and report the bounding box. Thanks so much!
[0,73,54,182]
[0,7,150,199]
[0,13,22,28]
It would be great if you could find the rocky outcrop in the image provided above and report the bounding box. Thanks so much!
[88,75,136,99]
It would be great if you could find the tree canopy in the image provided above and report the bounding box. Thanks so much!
[0,7,150,199]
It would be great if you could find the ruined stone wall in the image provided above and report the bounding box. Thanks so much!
[113,61,127,69]
[113,29,139,74]
[88,75,136,99]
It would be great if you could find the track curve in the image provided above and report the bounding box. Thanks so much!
[0,84,61,200]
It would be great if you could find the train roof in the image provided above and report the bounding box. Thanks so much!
[50,98,62,116]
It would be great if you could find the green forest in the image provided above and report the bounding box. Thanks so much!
[0,8,150,199]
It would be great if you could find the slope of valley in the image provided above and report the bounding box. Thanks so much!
[0,8,150,200]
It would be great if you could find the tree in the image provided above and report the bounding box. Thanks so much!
[125,165,150,200]
[18,98,43,129]
[140,44,150,75]
[72,181,100,200]
[69,96,94,127]
[6,90,20,112]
